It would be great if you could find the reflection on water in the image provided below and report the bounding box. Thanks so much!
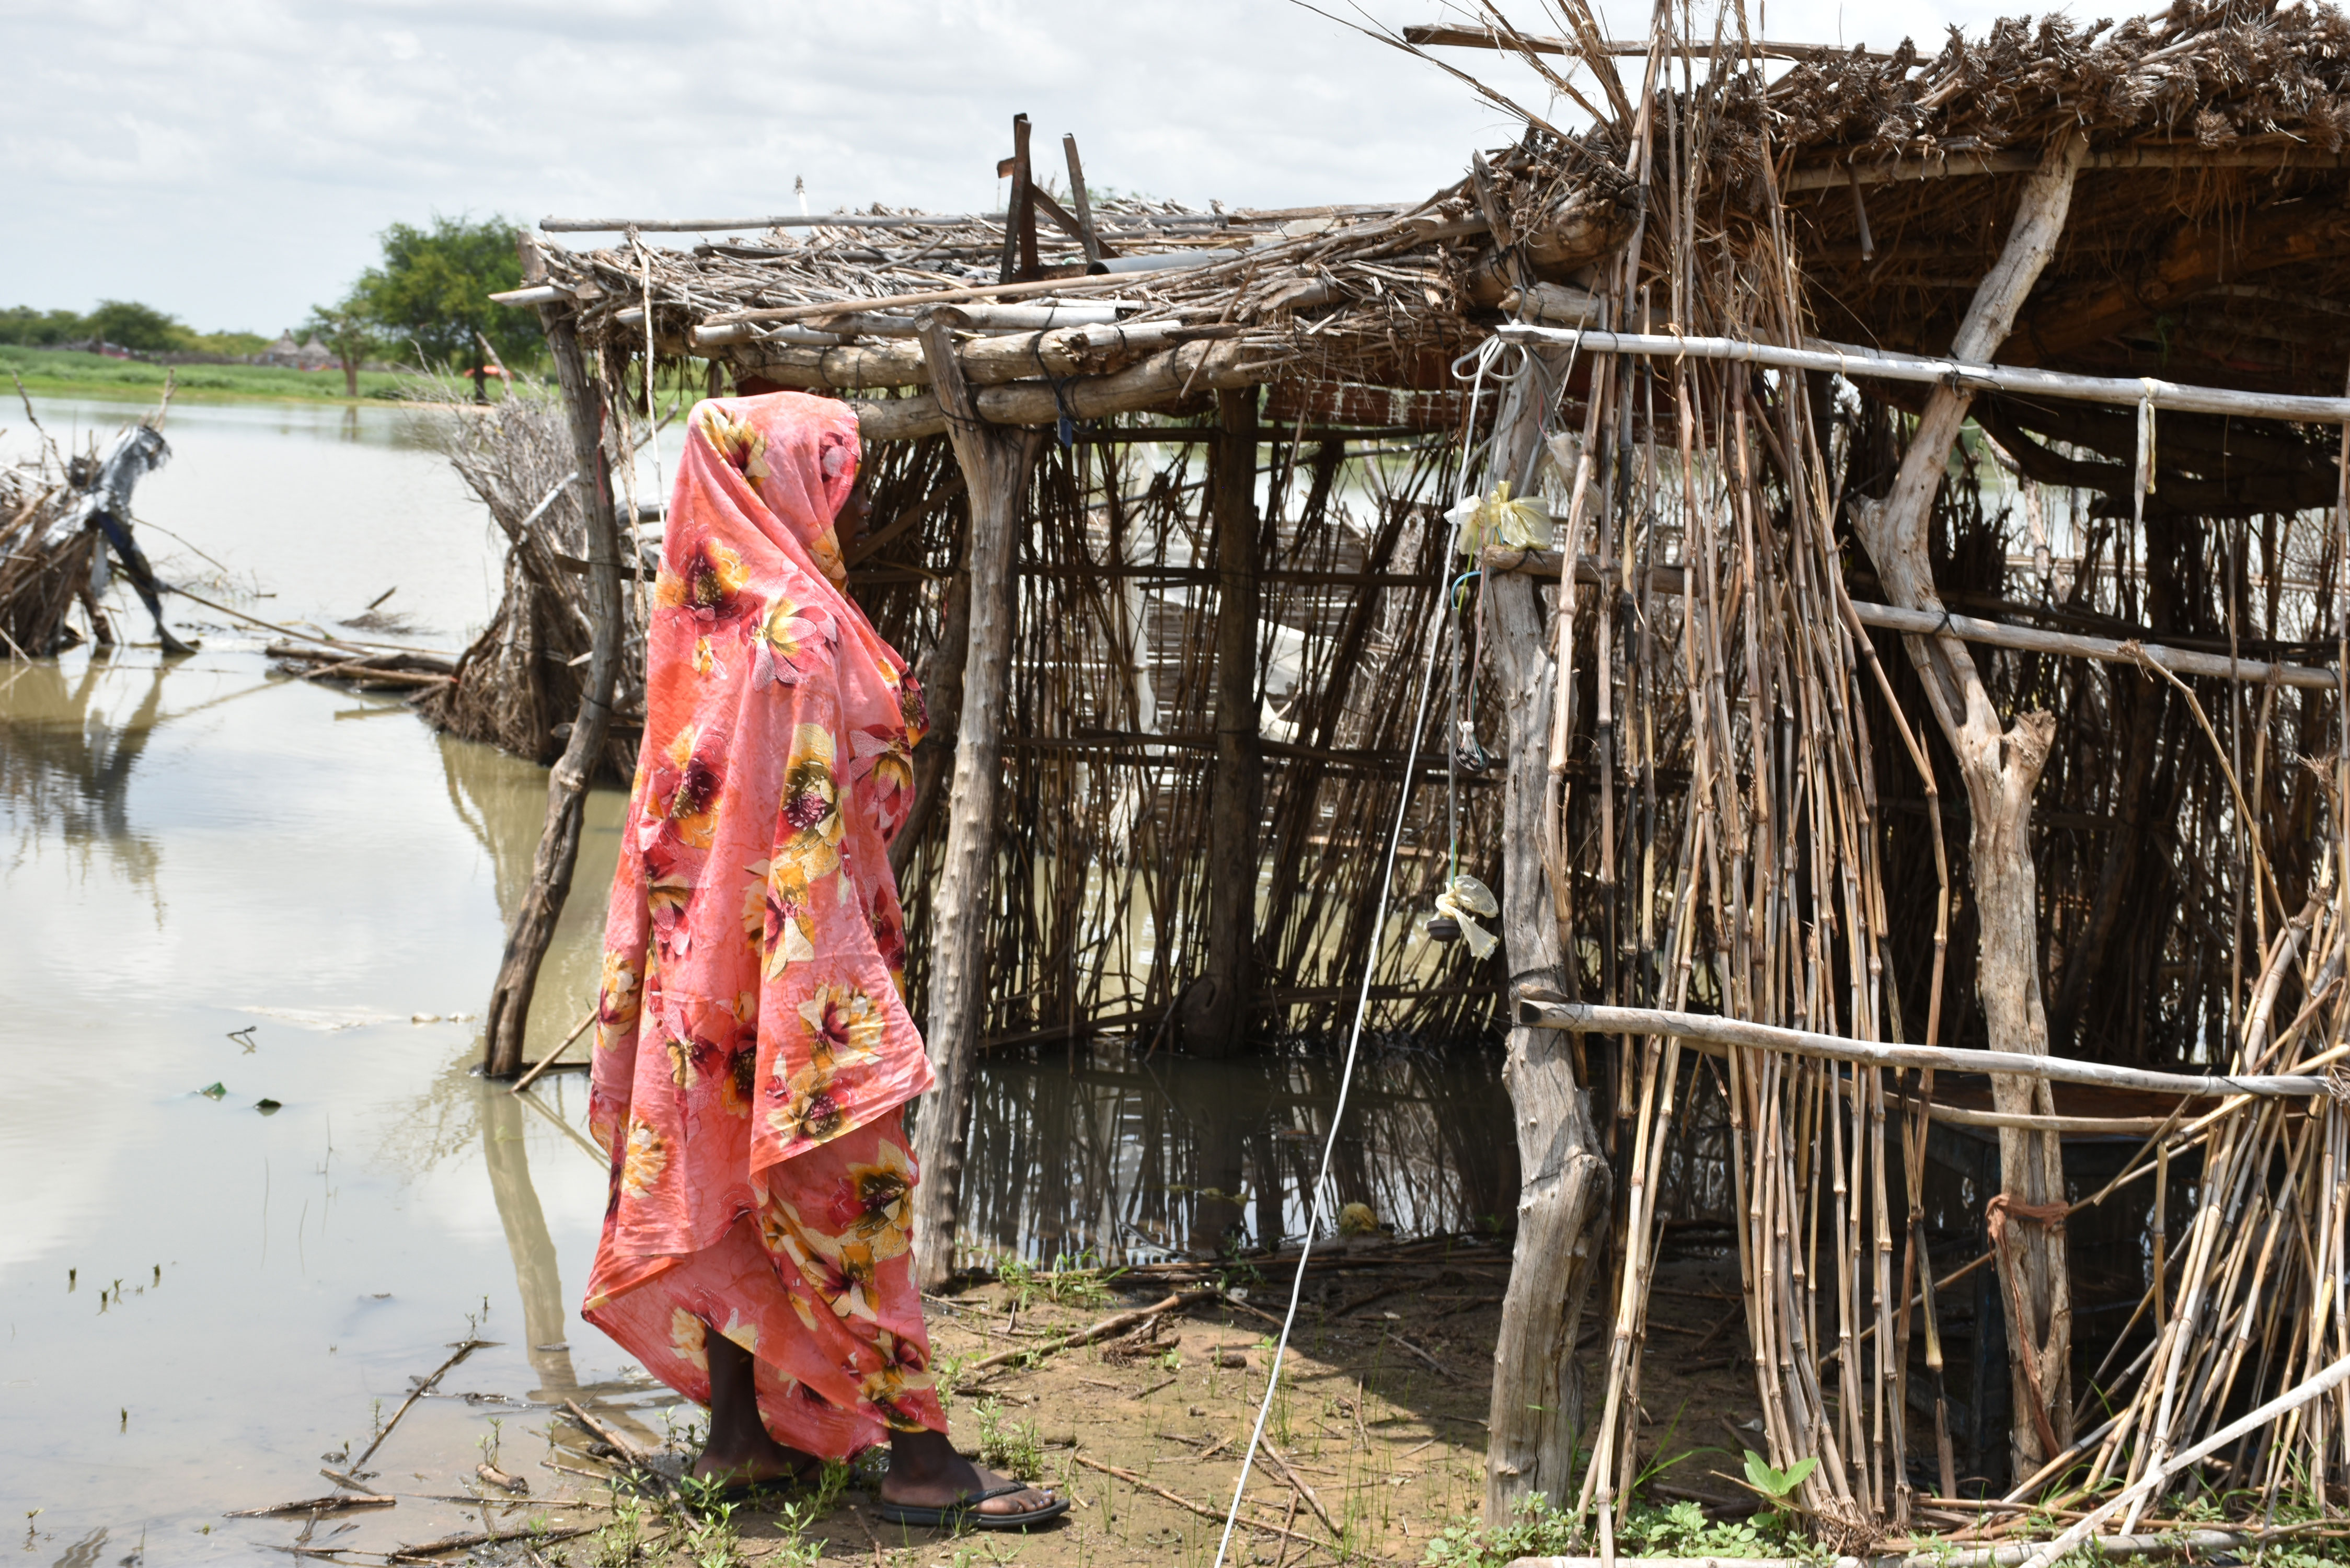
[0,400,1510,1561]
[0,658,166,895]
[960,1045,1515,1266]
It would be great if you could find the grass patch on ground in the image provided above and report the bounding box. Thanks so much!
[0,344,526,406]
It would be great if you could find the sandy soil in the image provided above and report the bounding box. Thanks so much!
[237,1244,1771,1567]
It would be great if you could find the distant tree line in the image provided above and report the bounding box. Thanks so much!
[4,215,545,398]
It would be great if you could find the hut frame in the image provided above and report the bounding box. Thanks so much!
[472,4,2350,1544]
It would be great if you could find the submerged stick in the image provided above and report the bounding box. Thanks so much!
[510,1008,596,1094]
[226,1495,397,1519]
[348,1338,489,1473]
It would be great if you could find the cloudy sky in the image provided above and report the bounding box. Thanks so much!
[4,0,2011,336]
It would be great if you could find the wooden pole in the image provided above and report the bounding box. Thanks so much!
[1844,129,2088,1479]
[1480,344,1615,1521]
[1062,134,1114,266]
[1491,325,2350,425]
[907,310,1043,1287]
[1181,387,1262,1057]
[481,299,623,1078]
[1520,1002,2330,1099]
[1481,548,2344,691]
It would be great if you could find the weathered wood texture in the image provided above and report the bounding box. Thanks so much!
[482,310,624,1078]
[1848,130,2088,1474]
[908,313,1044,1287]
[1181,388,1263,1057]
[1481,344,1612,1519]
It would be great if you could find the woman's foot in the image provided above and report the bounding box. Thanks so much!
[879,1429,1059,1520]
[690,1427,819,1490]
[694,1323,819,1490]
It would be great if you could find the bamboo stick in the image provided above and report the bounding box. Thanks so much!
[1523,1002,2332,1096]
[1494,325,2350,424]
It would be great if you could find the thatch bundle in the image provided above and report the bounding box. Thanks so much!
[416,387,645,782]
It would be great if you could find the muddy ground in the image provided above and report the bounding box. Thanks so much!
[230,1246,1769,1566]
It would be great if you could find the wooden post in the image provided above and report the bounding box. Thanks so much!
[996,116,1038,284]
[1062,135,1112,268]
[1181,387,1262,1057]
[909,312,1043,1287]
[889,563,969,884]
[481,302,623,1078]
[1849,129,2086,1479]
[1481,345,1614,1519]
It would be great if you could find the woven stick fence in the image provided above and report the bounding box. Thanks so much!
[1430,0,2350,1543]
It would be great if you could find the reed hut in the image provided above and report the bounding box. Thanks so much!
[481,4,2350,1544]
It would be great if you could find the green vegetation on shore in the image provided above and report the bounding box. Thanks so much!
[6,213,546,407]
[0,344,520,406]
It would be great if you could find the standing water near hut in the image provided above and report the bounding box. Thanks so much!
[0,395,1512,1560]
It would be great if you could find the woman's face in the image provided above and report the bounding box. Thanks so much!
[841,483,873,544]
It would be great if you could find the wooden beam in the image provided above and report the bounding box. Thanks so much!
[1785,143,2350,191]
[2014,204,2350,366]
[848,338,1278,444]
[1481,549,2343,690]
[1400,21,1892,60]
[906,311,1045,1289]
[1492,324,2350,423]
[1519,1001,2330,1098]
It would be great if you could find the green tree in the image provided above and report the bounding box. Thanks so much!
[83,299,193,353]
[351,215,535,375]
[302,299,382,398]
[0,307,87,347]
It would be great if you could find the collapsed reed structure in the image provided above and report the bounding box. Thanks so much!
[482,4,2350,1548]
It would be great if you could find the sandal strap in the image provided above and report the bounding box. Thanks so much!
[959,1483,1042,1505]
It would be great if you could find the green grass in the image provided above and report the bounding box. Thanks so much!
[0,344,531,407]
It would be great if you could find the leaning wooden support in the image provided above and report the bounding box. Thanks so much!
[907,310,1045,1289]
[1518,1000,2331,1098]
[1492,325,2350,424]
[1852,129,2087,1477]
[481,302,624,1079]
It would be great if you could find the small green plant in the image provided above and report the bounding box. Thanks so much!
[679,1496,740,1568]
[1421,1493,1580,1568]
[479,1415,503,1467]
[973,1398,1043,1480]
[1738,1449,1819,1536]
[1617,1498,1769,1558]
[590,1491,648,1568]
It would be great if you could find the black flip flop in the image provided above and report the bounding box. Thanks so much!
[876,1482,1070,1531]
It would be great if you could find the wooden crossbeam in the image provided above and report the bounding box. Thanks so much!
[1481,548,2340,691]
[1400,21,1891,61]
[1493,322,2350,422]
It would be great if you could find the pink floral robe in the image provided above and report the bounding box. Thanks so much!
[582,391,943,1455]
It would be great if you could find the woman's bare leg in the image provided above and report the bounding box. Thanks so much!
[693,1327,819,1486]
[879,1428,1057,1516]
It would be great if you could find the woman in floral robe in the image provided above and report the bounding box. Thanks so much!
[582,391,1059,1526]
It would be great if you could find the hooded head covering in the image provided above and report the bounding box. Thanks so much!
[588,390,934,1254]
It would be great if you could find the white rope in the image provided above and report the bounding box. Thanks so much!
[1207,338,1509,1568]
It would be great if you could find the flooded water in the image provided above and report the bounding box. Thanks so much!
[0,398,1511,1563]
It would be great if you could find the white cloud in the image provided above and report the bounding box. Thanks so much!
[3,0,2018,332]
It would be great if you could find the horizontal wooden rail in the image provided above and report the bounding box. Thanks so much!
[1519,1000,2332,1098]
[1480,548,2342,690]
[1785,144,2350,190]
[1492,323,2350,423]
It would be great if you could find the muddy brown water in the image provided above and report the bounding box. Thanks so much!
[0,398,1514,1563]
